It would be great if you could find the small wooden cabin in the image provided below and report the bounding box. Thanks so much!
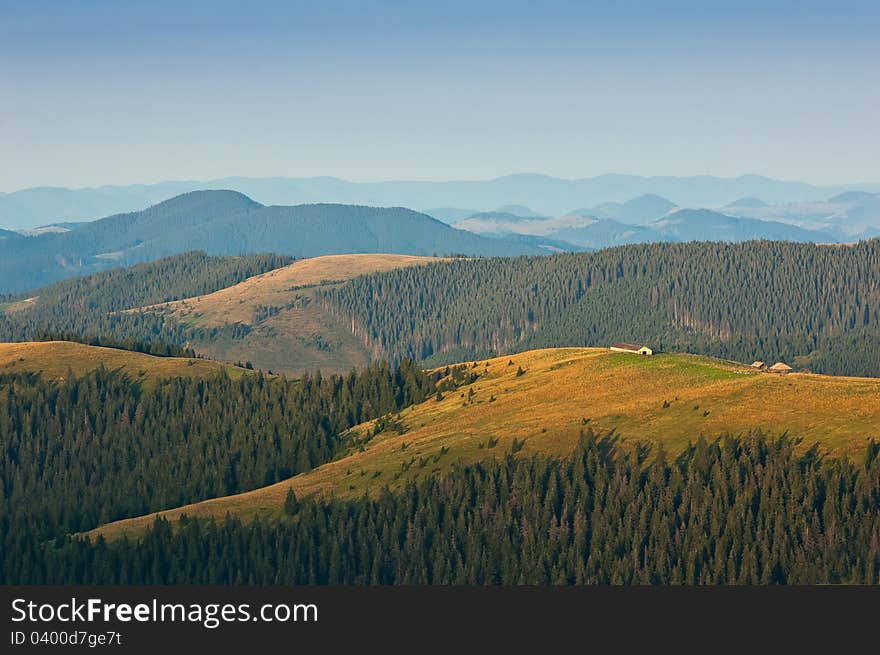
[750,361,766,369]
[610,343,653,356]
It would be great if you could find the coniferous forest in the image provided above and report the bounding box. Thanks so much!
[321,240,880,376]
[0,362,439,582]
[0,251,292,348]
[4,241,880,376]
[1,240,879,586]
[5,434,879,584]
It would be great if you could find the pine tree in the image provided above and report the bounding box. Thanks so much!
[284,488,300,516]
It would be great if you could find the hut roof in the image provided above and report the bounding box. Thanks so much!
[768,362,793,372]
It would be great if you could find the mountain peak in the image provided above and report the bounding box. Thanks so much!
[621,193,676,211]
[586,194,677,224]
[0,194,544,293]
[150,189,262,213]
[726,197,768,208]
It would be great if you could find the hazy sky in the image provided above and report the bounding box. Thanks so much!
[2,0,878,191]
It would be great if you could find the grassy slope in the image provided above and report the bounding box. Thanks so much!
[89,347,880,540]
[0,297,38,315]
[133,253,440,374]
[0,341,248,381]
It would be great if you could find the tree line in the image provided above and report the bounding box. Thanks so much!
[22,331,198,358]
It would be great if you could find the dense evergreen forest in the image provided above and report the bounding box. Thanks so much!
[6,434,879,584]
[320,240,880,376]
[0,251,291,346]
[0,361,438,573]
[4,241,879,377]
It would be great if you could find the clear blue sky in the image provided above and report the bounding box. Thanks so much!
[2,0,878,191]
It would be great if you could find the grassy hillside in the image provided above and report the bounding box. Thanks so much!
[133,253,441,374]
[89,347,880,540]
[0,297,38,314]
[0,341,247,380]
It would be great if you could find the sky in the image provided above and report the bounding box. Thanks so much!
[2,0,878,191]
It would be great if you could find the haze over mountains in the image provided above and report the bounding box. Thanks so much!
[0,191,545,293]
[5,182,880,293]
[3,173,880,230]
[449,191,861,249]
[719,192,880,238]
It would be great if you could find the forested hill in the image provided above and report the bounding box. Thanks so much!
[0,251,292,346]
[0,190,544,293]
[44,435,878,585]
[5,241,880,377]
[0,359,440,562]
[320,240,880,376]
[3,345,877,584]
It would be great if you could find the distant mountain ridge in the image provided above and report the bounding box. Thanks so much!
[4,173,879,229]
[721,192,880,239]
[648,209,834,242]
[5,184,878,294]
[0,190,543,293]
[578,193,677,224]
[452,203,838,249]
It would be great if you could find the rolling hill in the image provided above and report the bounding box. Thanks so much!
[454,210,543,232]
[725,197,769,208]
[0,251,293,357]
[88,347,880,540]
[647,209,833,242]
[0,340,249,380]
[132,253,442,374]
[1,251,443,376]
[8,240,879,379]
[578,193,677,224]
[0,191,543,293]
